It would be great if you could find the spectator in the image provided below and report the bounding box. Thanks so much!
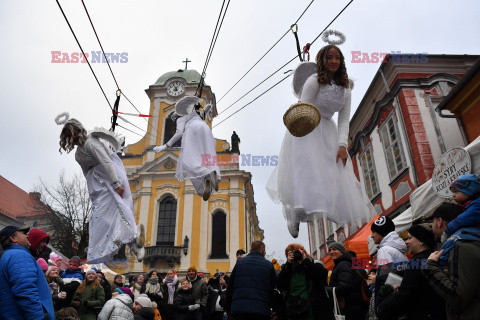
[98,287,134,320]
[174,279,201,320]
[327,242,368,320]
[206,271,228,320]
[370,216,408,310]
[134,296,156,320]
[28,227,52,260]
[272,259,281,275]
[151,301,162,320]
[377,224,447,319]
[131,274,146,300]
[236,249,246,259]
[142,270,163,304]
[160,268,179,320]
[97,270,113,302]
[227,240,276,320]
[46,264,67,311]
[366,270,377,320]
[278,243,333,320]
[423,202,480,319]
[111,274,125,293]
[186,265,208,317]
[56,307,81,320]
[72,269,105,320]
[0,225,55,320]
[62,256,84,307]
[37,257,49,273]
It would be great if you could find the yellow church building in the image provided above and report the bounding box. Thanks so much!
[120,68,264,277]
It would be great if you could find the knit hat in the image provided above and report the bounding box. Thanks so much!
[37,258,48,271]
[187,266,197,273]
[46,265,59,277]
[408,225,436,249]
[135,296,152,308]
[371,216,395,237]
[430,203,463,222]
[115,287,134,300]
[328,242,346,254]
[85,269,96,276]
[197,272,204,278]
[450,174,480,198]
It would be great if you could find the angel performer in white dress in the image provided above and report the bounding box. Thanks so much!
[266,45,375,238]
[57,115,145,263]
[153,96,220,201]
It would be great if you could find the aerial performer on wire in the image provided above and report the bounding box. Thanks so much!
[153,95,220,201]
[56,113,145,263]
[267,30,375,238]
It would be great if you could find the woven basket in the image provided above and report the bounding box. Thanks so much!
[283,102,321,137]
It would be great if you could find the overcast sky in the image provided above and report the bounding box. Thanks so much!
[1,0,480,263]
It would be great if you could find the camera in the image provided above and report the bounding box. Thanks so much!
[293,250,303,261]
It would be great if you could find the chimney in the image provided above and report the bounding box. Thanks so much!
[29,192,41,201]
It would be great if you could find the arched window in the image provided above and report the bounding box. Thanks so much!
[163,115,181,147]
[210,210,228,259]
[157,196,177,246]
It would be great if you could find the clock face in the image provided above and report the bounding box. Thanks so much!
[167,81,185,97]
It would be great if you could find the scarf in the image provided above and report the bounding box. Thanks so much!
[145,277,161,295]
[439,227,480,265]
[165,275,178,304]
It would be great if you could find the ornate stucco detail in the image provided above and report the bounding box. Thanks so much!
[209,197,229,212]
[156,184,180,198]
[223,142,230,151]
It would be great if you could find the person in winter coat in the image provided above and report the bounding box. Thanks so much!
[377,225,446,320]
[0,225,56,320]
[370,216,408,311]
[98,287,134,320]
[160,269,178,320]
[28,227,52,260]
[186,266,208,312]
[206,272,228,320]
[277,243,333,320]
[46,265,68,311]
[112,274,125,293]
[326,242,367,320]
[97,270,113,302]
[142,270,163,304]
[72,269,106,320]
[131,274,146,300]
[134,296,156,320]
[174,279,201,320]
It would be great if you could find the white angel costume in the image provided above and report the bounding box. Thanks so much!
[267,62,375,237]
[75,128,141,263]
[155,96,220,200]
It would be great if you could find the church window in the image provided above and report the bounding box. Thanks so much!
[210,210,228,259]
[380,113,406,181]
[360,144,380,200]
[163,115,181,147]
[157,196,177,246]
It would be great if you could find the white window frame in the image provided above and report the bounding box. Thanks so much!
[380,112,407,181]
[359,143,380,200]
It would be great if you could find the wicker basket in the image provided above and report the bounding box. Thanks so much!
[283,102,321,137]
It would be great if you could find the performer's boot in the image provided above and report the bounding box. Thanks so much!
[130,242,145,262]
[287,219,300,238]
[136,224,146,248]
[203,175,212,201]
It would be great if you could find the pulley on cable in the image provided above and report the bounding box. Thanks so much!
[290,24,311,62]
[110,90,121,131]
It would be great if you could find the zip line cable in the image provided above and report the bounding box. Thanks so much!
[216,0,315,105]
[213,0,354,126]
[55,0,113,111]
[116,124,144,137]
[213,74,292,128]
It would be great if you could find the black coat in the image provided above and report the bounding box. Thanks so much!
[377,249,447,320]
[327,251,368,320]
[206,278,227,315]
[134,306,155,320]
[174,289,199,320]
[277,257,333,320]
[159,281,178,320]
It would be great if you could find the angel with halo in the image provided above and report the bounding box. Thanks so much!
[57,113,145,263]
[154,96,220,201]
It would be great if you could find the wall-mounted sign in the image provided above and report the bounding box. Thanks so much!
[432,147,471,198]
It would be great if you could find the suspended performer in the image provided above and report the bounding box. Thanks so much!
[57,114,145,263]
[153,96,220,201]
[266,45,375,238]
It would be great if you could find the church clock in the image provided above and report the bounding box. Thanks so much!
[167,80,185,97]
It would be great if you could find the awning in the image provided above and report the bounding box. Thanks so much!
[392,207,413,233]
[344,215,380,260]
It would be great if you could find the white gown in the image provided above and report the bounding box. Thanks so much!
[267,75,375,228]
[76,133,137,263]
[166,111,220,196]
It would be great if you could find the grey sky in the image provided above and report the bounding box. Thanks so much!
[1,0,479,262]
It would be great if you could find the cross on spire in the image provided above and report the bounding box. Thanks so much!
[182,58,191,70]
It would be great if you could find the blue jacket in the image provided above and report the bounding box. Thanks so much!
[61,267,84,280]
[0,245,55,320]
[446,196,480,235]
[226,251,275,317]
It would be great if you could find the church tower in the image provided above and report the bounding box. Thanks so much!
[120,66,263,276]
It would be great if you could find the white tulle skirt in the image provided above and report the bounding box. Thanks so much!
[176,117,221,196]
[266,117,375,228]
[86,153,137,263]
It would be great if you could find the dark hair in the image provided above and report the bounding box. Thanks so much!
[236,249,246,256]
[0,231,15,249]
[56,307,80,320]
[148,270,158,278]
[250,241,265,253]
[315,45,349,88]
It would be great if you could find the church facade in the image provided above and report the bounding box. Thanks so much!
[119,68,263,276]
